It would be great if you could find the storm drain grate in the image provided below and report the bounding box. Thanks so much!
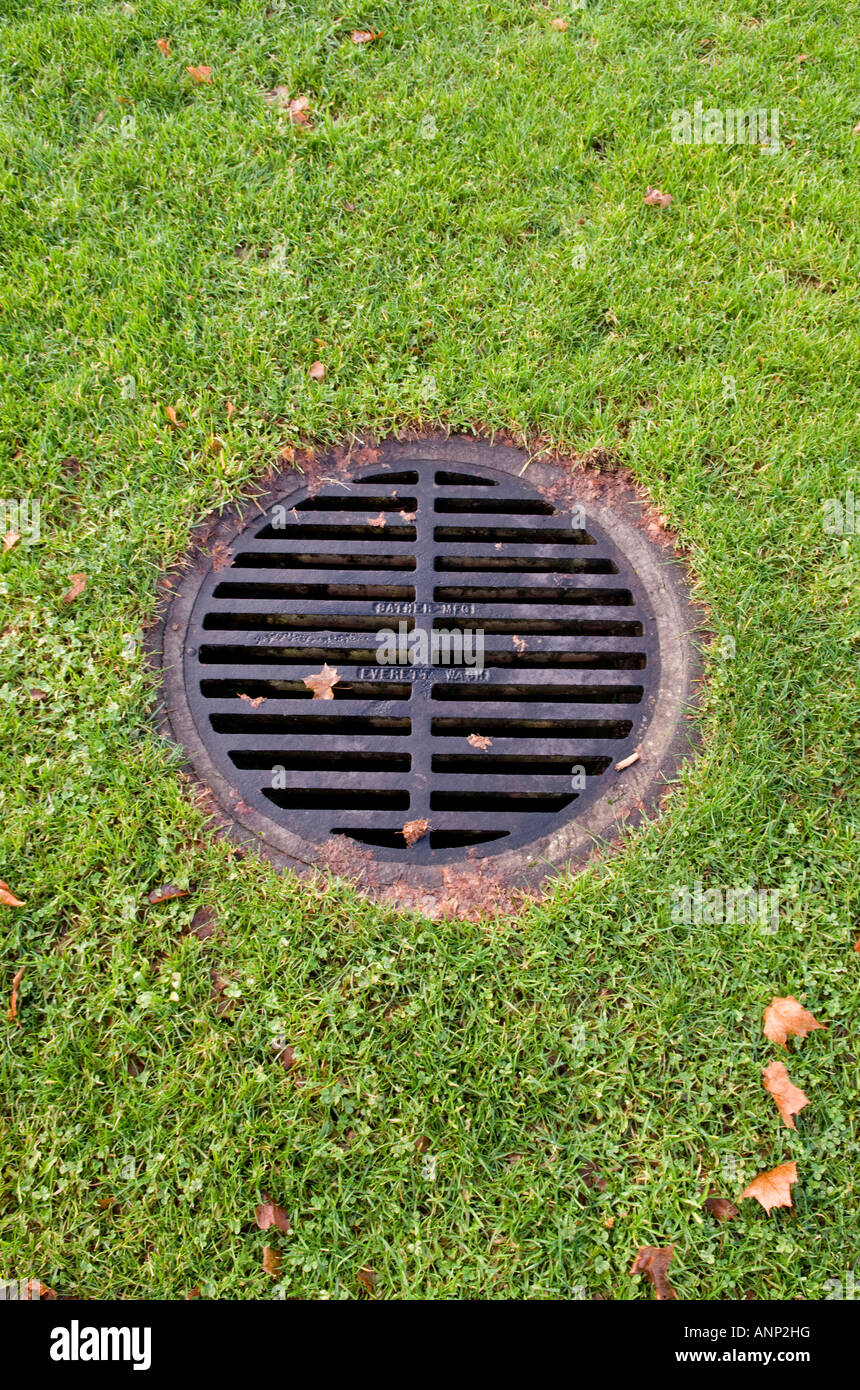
[153,437,699,896]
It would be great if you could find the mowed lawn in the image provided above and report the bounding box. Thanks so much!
[1,0,858,1299]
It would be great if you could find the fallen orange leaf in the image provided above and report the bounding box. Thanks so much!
[551,17,569,30]
[0,881,25,907]
[762,1060,809,1129]
[187,65,213,83]
[7,965,24,1021]
[255,1201,291,1234]
[165,404,184,428]
[262,1245,281,1278]
[3,532,20,552]
[308,360,326,380]
[467,733,492,750]
[763,996,824,1048]
[743,1161,797,1213]
[630,1245,676,1299]
[302,664,340,700]
[352,29,383,44]
[156,37,171,56]
[644,186,673,208]
[704,1195,739,1223]
[62,573,87,604]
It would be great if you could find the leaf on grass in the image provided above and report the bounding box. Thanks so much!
[357,1265,378,1294]
[28,688,49,701]
[402,818,430,846]
[238,692,265,707]
[467,733,493,750]
[156,37,171,55]
[551,17,569,30]
[226,400,237,418]
[278,1043,299,1072]
[165,404,184,428]
[262,1245,282,1278]
[62,573,87,604]
[187,65,213,83]
[189,906,217,941]
[3,531,20,552]
[255,1201,291,1234]
[763,996,824,1048]
[302,663,340,700]
[147,884,189,905]
[7,965,24,1021]
[0,881,25,907]
[644,186,673,208]
[263,88,312,124]
[762,1060,809,1129]
[630,1245,676,1300]
[308,360,326,381]
[742,1161,797,1213]
[704,1195,739,1223]
[352,29,383,44]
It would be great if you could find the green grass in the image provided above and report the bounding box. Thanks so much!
[1,0,859,1300]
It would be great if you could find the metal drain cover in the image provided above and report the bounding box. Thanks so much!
[152,436,699,898]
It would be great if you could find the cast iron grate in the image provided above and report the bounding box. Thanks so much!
[175,453,660,866]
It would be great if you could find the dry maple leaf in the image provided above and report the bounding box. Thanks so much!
[189,906,217,940]
[762,1060,809,1130]
[3,531,20,551]
[367,512,386,527]
[28,688,48,701]
[402,818,430,846]
[278,1043,299,1072]
[308,360,326,380]
[62,573,87,604]
[156,37,171,55]
[238,692,265,707]
[262,1245,282,1278]
[763,996,824,1048]
[399,510,417,522]
[302,664,340,700]
[644,186,673,208]
[147,884,189,905]
[467,733,493,750]
[165,404,184,428]
[704,1195,739,1223]
[0,881,25,907]
[551,17,569,30]
[187,65,213,83]
[743,1161,797,1213]
[352,29,382,44]
[630,1245,676,1300]
[255,1201,291,1234]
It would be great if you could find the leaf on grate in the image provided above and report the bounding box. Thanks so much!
[704,1195,739,1223]
[399,510,416,522]
[763,996,824,1048]
[262,1245,282,1278]
[187,65,213,83]
[7,965,24,1021]
[156,37,171,55]
[238,692,266,707]
[302,664,340,700]
[762,1060,809,1130]
[467,733,493,750]
[402,818,430,846]
[512,634,526,653]
[147,884,189,905]
[255,1201,291,1234]
[630,1245,676,1299]
[367,512,386,527]
[615,750,640,771]
[0,881,25,907]
[644,186,673,208]
[62,573,87,604]
[743,1161,797,1213]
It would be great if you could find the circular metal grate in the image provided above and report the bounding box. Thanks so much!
[152,437,699,897]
